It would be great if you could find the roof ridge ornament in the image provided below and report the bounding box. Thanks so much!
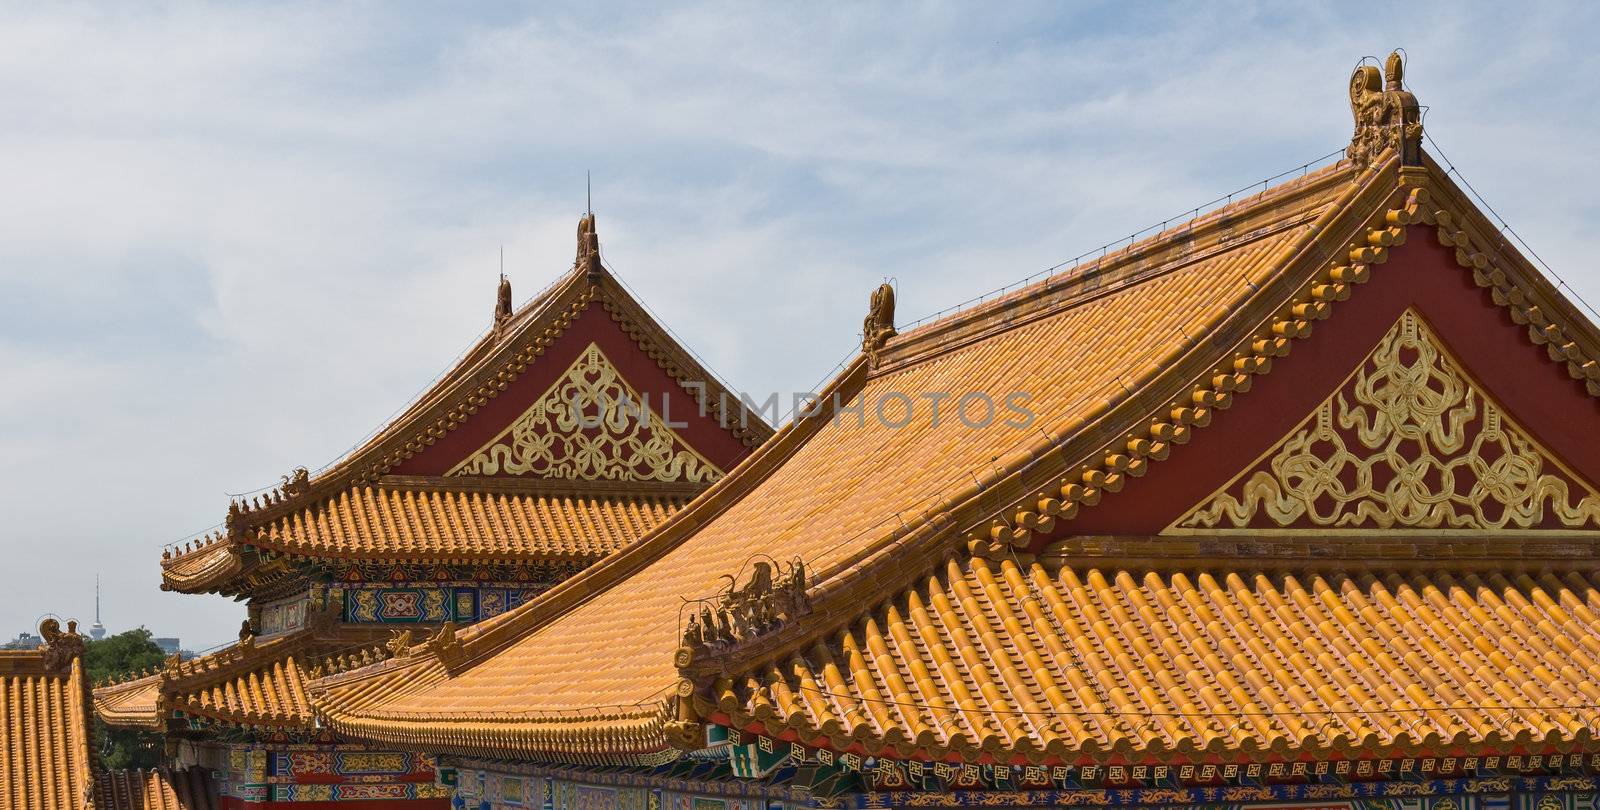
[427,621,465,670]
[494,274,513,329]
[676,558,809,670]
[280,467,310,498]
[38,617,85,672]
[1347,50,1423,170]
[577,213,602,284]
[862,282,898,367]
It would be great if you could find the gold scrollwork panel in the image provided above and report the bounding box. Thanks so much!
[449,343,722,483]
[1175,309,1600,532]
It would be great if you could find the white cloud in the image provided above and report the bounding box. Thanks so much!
[1,1,1598,648]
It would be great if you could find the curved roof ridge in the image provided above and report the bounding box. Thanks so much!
[879,159,1358,376]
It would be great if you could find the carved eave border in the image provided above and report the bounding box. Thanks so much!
[676,151,1600,763]
[1037,534,1600,574]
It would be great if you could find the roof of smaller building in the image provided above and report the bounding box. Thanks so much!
[163,479,693,594]
[0,621,96,810]
[95,768,217,810]
[160,215,768,598]
[96,625,397,733]
[94,674,164,730]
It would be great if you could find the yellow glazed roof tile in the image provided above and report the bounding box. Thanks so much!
[92,674,163,731]
[164,216,767,598]
[162,482,690,594]
[96,626,394,732]
[250,484,685,561]
[1,640,95,810]
[716,560,1600,761]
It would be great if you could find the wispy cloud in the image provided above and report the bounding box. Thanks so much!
[2,1,1597,648]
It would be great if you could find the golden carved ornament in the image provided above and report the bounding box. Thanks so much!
[577,213,601,283]
[1176,309,1600,532]
[862,283,897,367]
[385,629,413,657]
[1348,51,1423,169]
[449,342,722,483]
[679,558,809,668]
[38,617,85,672]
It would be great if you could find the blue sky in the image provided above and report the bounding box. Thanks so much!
[2,2,1598,650]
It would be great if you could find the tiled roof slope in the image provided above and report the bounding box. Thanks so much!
[1,645,95,810]
[95,768,217,810]
[686,146,1600,766]
[311,158,1369,757]
[96,626,394,732]
[161,215,769,596]
[163,481,690,594]
[716,556,1600,762]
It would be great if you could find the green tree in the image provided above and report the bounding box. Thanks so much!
[85,628,168,771]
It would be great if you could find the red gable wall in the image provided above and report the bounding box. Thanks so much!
[1062,227,1600,536]
[390,300,753,477]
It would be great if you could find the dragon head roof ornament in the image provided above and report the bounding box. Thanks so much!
[1348,50,1423,170]
[862,282,898,367]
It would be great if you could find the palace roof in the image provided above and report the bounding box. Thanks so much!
[96,625,395,733]
[161,215,770,598]
[0,624,95,810]
[311,54,1600,766]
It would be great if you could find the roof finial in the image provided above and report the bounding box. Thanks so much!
[862,282,898,368]
[576,212,602,284]
[1347,50,1422,169]
[38,616,85,672]
[494,249,513,328]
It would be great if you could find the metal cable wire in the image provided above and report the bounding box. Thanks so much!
[1422,131,1600,326]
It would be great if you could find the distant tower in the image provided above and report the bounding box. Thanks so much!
[89,575,106,641]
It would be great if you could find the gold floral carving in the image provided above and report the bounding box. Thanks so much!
[449,343,721,482]
[1176,310,1600,532]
